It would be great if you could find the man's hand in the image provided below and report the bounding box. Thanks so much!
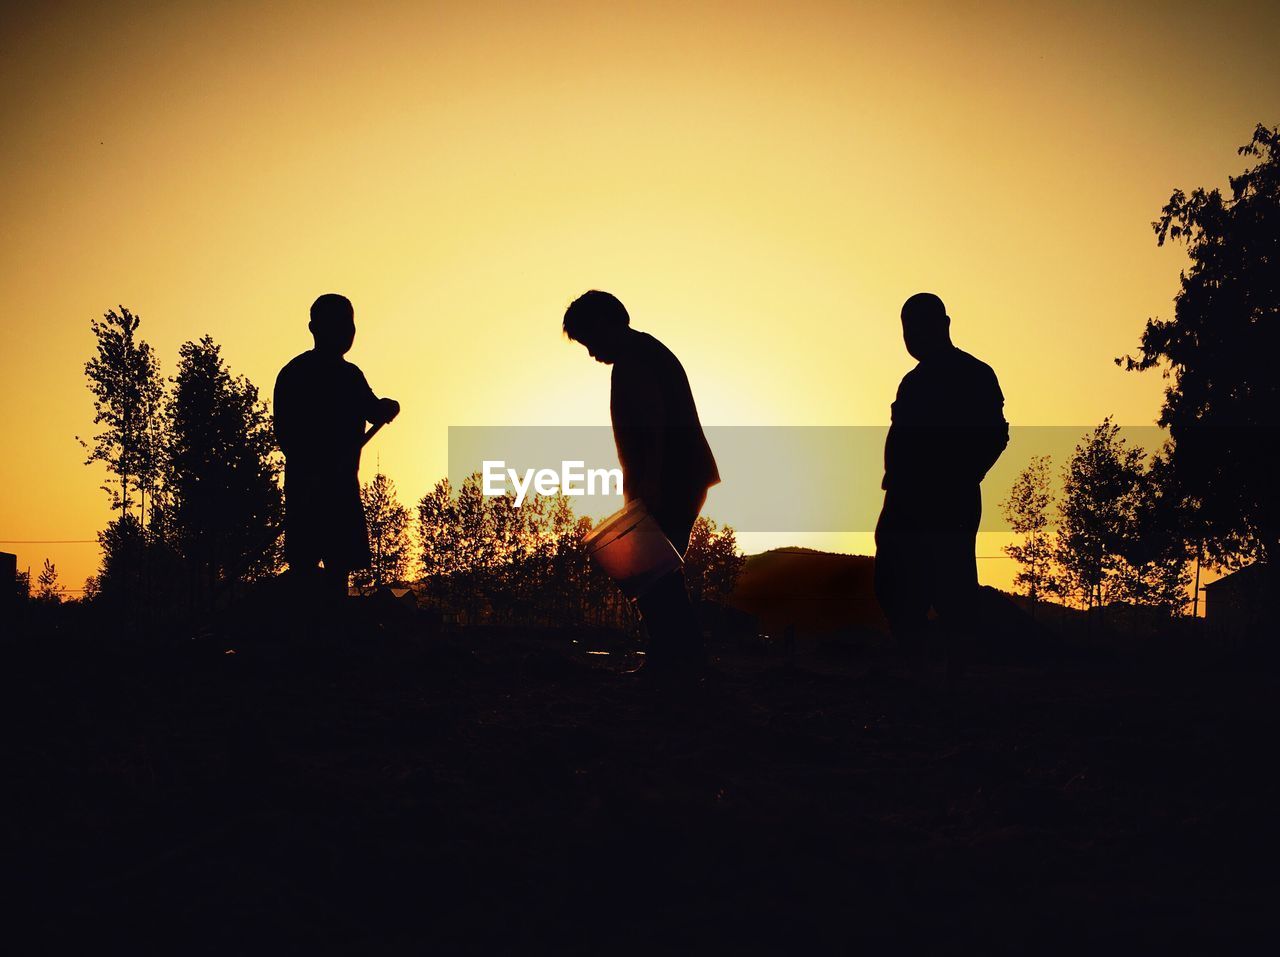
[377,397,401,425]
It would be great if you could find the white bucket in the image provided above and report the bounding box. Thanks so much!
[583,499,683,599]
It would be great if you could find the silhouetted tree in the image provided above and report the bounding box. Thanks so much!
[684,517,745,605]
[1001,455,1056,610]
[14,570,30,602]
[353,472,413,590]
[94,515,147,604]
[34,558,64,603]
[89,513,187,612]
[1117,448,1193,615]
[164,336,283,605]
[487,488,525,569]
[415,477,634,629]
[453,475,492,576]
[413,474,724,630]
[1055,421,1147,611]
[567,512,620,626]
[1055,421,1191,617]
[1120,124,1280,566]
[531,494,578,621]
[1149,449,1212,616]
[417,478,460,579]
[78,306,164,526]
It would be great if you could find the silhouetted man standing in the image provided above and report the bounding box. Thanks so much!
[875,293,1008,663]
[564,290,720,676]
[275,294,400,606]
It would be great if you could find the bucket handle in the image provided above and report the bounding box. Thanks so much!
[585,516,646,556]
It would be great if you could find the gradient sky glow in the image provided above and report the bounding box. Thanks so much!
[2,0,1277,591]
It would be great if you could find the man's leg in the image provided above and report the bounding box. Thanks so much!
[930,488,983,671]
[636,571,701,669]
[321,563,352,606]
[284,513,354,637]
[284,515,324,636]
[311,487,367,632]
[283,481,334,634]
[875,502,931,657]
[637,495,707,672]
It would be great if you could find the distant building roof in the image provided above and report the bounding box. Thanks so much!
[1202,563,1273,640]
[1203,563,1271,591]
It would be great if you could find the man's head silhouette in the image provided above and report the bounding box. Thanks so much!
[310,293,356,356]
[563,290,631,364]
[900,292,952,361]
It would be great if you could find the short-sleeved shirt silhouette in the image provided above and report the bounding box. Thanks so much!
[610,332,719,514]
[274,351,382,570]
[882,346,1008,501]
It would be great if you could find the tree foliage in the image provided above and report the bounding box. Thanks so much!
[354,472,414,589]
[1118,448,1194,613]
[416,475,608,624]
[415,477,742,629]
[161,336,284,602]
[1053,421,1190,615]
[34,558,64,604]
[92,515,147,605]
[1001,455,1056,606]
[1120,124,1280,566]
[78,306,164,524]
[1054,422,1144,609]
[684,517,746,605]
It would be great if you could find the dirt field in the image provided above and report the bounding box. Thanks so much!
[3,616,1277,953]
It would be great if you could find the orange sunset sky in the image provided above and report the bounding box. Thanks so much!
[2,0,1277,592]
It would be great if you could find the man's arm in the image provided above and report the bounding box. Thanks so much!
[611,365,665,508]
[355,367,400,426]
[273,368,297,459]
[882,375,927,490]
[973,369,1009,481]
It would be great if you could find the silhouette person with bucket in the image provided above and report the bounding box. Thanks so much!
[565,291,719,677]
[274,294,400,610]
[874,293,1008,667]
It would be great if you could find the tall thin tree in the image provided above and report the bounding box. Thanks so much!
[1001,455,1056,614]
[354,472,413,590]
[79,306,164,528]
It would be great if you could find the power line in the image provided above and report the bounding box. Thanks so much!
[0,540,98,544]
[3,541,1011,557]
[765,548,1010,559]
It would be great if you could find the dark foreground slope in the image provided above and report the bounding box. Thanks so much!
[2,615,1277,953]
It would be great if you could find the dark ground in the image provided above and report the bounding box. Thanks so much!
[3,611,1278,954]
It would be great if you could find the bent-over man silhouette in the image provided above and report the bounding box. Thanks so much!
[875,292,1008,665]
[564,290,720,677]
[275,294,400,606]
